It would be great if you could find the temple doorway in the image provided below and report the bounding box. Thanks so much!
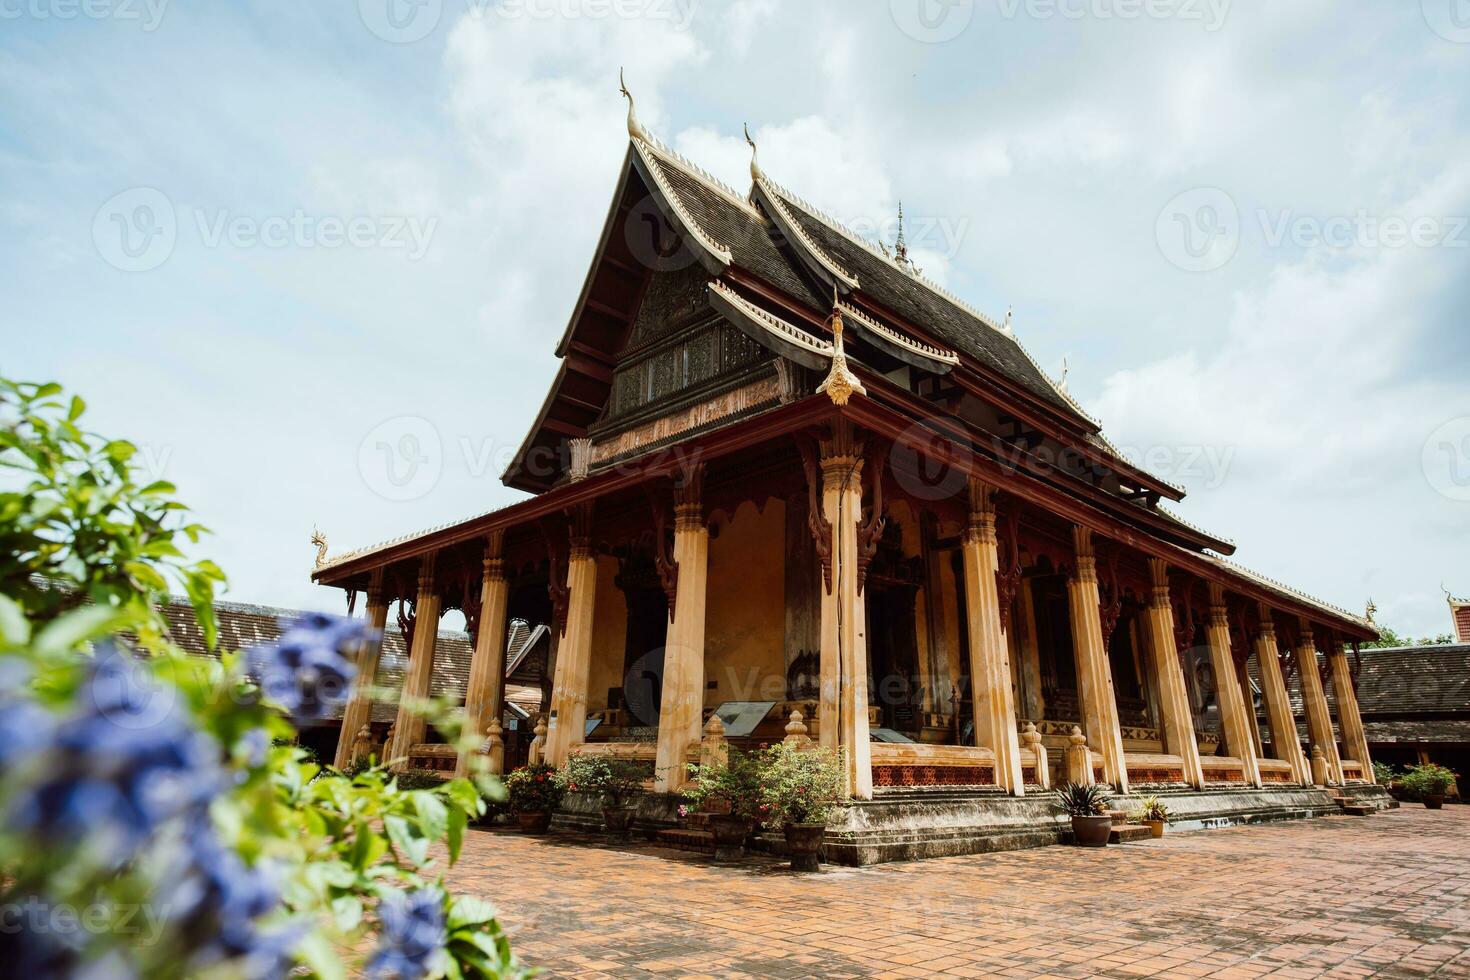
[866,584,923,736]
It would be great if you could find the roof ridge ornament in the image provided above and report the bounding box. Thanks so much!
[1000,305,1015,338]
[1365,597,1377,624]
[743,122,763,182]
[816,286,866,406]
[619,67,650,143]
[1058,357,1070,394]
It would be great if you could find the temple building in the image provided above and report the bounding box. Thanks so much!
[314,87,1391,862]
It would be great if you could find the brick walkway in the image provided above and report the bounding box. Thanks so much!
[443,805,1470,979]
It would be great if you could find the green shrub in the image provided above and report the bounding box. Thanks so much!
[561,753,646,808]
[506,763,565,813]
[760,742,846,826]
[1372,761,1397,785]
[1400,763,1457,798]
[682,747,768,821]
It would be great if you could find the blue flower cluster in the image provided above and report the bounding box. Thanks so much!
[365,887,447,980]
[3,644,221,865]
[163,819,299,978]
[0,644,296,979]
[247,612,371,723]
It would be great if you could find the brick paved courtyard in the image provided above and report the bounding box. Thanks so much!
[446,805,1470,979]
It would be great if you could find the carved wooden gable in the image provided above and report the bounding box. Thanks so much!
[599,266,771,434]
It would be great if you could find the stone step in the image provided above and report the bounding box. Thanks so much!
[1110,824,1155,844]
[655,828,714,852]
[1338,803,1373,817]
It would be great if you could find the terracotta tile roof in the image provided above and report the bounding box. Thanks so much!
[1353,644,1470,718]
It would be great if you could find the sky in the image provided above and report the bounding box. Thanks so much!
[2,0,1467,638]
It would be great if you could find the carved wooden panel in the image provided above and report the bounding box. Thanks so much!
[871,764,996,787]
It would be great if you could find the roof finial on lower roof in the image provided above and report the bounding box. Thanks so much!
[1000,305,1015,338]
[619,68,650,143]
[817,285,866,406]
[1058,357,1070,393]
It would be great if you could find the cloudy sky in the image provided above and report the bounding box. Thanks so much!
[3,0,1467,638]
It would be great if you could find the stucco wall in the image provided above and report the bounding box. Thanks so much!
[704,498,786,707]
[585,554,627,713]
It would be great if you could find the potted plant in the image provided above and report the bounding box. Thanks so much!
[505,762,564,833]
[761,743,846,872]
[1402,763,1457,809]
[1056,781,1112,847]
[1372,761,1397,788]
[1132,795,1172,838]
[683,748,765,863]
[562,753,647,840]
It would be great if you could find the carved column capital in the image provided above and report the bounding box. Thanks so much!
[1071,527,1100,585]
[482,530,506,583]
[1146,557,1170,609]
[567,503,594,562]
[964,479,998,545]
[673,464,705,532]
[416,555,437,595]
[366,568,388,607]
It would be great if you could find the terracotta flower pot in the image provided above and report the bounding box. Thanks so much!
[708,813,749,863]
[1071,814,1112,847]
[1424,794,1445,810]
[1146,819,1165,839]
[602,805,637,840]
[517,811,552,834]
[784,823,825,872]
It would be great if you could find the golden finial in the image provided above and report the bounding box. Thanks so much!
[619,68,649,143]
[1365,597,1377,624]
[311,526,329,568]
[743,122,763,182]
[816,285,865,406]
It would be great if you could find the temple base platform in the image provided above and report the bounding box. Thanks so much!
[548,784,1395,866]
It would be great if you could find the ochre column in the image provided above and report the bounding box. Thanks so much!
[654,470,709,793]
[1297,627,1345,785]
[1254,610,1309,784]
[1141,559,1205,788]
[1018,577,1045,722]
[1205,583,1261,787]
[959,481,1025,796]
[1066,528,1128,792]
[457,532,510,778]
[335,571,390,770]
[1237,655,1266,757]
[389,556,441,769]
[818,424,872,799]
[1327,643,1373,782]
[548,510,598,767]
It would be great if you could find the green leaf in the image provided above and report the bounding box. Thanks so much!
[447,895,498,930]
[412,791,449,843]
[103,440,136,463]
[384,814,428,866]
[33,605,132,657]
[67,395,85,421]
[295,931,347,980]
[446,806,466,865]
[330,895,363,933]
[0,595,31,648]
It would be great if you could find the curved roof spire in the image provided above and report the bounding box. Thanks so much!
[619,68,650,143]
[1058,356,1070,393]
[1000,305,1015,338]
[743,122,764,181]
